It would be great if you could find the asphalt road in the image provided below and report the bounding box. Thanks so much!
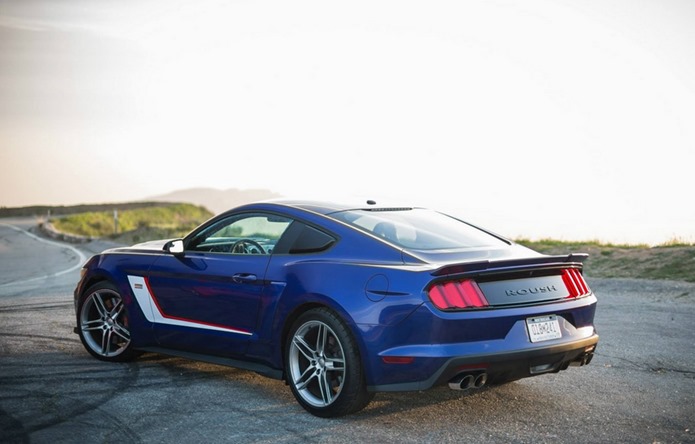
[1,218,693,443]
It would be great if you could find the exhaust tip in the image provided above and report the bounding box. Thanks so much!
[449,373,486,390]
[448,374,475,390]
[460,374,475,390]
[449,375,475,390]
[570,352,594,367]
[473,373,488,388]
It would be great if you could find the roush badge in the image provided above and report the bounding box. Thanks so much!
[477,275,567,305]
[505,285,559,297]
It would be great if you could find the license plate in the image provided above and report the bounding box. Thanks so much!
[526,315,562,343]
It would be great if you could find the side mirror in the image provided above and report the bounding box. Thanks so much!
[164,239,185,256]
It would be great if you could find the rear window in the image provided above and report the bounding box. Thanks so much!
[289,224,336,254]
[329,208,508,250]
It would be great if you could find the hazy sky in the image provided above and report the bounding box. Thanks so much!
[1,0,694,244]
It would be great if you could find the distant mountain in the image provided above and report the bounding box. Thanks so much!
[147,188,283,214]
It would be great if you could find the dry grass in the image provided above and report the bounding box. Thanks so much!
[516,239,695,283]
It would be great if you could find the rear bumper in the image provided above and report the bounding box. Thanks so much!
[367,333,599,392]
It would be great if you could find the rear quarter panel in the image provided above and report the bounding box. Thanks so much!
[256,252,440,378]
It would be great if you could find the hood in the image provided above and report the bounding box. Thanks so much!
[111,238,174,253]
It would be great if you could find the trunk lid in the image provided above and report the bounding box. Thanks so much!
[427,254,591,309]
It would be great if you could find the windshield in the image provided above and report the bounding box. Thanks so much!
[329,208,508,250]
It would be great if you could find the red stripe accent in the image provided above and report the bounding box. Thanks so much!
[144,277,251,334]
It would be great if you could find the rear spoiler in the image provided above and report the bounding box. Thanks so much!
[431,253,589,277]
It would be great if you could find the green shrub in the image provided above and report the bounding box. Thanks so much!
[53,204,213,240]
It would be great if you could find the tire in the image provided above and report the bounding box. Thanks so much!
[76,281,139,362]
[285,308,373,417]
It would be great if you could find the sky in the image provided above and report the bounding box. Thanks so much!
[1,0,694,245]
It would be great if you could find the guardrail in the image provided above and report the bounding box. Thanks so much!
[38,221,92,244]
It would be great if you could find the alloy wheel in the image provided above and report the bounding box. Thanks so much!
[79,288,131,358]
[288,320,346,407]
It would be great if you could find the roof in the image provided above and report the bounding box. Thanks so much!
[265,199,408,215]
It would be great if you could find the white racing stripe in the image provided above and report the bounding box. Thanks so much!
[0,222,87,288]
[127,275,157,322]
[127,275,252,335]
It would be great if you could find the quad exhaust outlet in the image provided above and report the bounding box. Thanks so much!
[570,352,594,367]
[448,372,488,391]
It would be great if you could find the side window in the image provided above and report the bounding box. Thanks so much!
[273,222,336,255]
[187,213,292,255]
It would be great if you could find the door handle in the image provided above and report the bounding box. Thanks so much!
[232,273,258,284]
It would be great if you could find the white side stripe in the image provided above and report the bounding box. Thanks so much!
[127,275,252,336]
[127,275,156,322]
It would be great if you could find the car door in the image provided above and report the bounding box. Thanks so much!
[146,212,292,358]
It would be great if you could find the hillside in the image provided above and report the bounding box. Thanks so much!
[0,201,178,218]
[148,187,282,214]
[51,203,213,244]
[1,188,282,218]
[4,196,693,283]
[517,239,695,283]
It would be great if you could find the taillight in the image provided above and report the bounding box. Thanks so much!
[428,279,489,310]
[562,268,590,298]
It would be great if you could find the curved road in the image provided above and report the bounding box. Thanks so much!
[0,219,85,292]
[0,218,693,443]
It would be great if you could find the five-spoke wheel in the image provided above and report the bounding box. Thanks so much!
[285,308,373,417]
[77,282,138,362]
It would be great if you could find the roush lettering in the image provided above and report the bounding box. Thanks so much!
[505,285,558,297]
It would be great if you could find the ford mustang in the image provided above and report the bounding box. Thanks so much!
[74,200,598,417]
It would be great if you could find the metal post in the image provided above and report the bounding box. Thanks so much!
[114,210,119,235]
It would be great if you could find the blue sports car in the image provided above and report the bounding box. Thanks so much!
[74,200,598,417]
